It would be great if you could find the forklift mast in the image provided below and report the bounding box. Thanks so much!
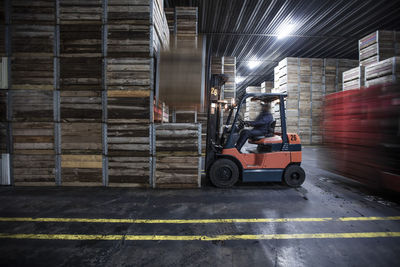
[205,74,228,173]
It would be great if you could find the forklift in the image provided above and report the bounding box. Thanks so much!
[205,74,305,188]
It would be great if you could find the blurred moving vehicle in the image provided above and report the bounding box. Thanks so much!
[322,83,400,192]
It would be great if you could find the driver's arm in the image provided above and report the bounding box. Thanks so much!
[248,113,273,127]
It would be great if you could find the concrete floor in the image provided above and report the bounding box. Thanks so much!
[0,147,400,266]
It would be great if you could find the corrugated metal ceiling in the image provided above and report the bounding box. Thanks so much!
[165,0,400,94]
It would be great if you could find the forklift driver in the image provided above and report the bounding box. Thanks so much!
[235,102,273,151]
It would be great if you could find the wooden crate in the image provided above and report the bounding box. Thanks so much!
[107,123,151,186]
[60,91,102,122]
[60,0,102,25]
[365,57,400,87]
[108,156,150,187]
[211,57,223,74]
[11,90,53,121]
[359,30,400,66]
[175,7,197,36]
[12,122,55,185]
[61,154,103,186]
[60,57,102,90]
[61,122,102,154]
[60,24,102,57]
[261,81,273,93]
[11,1,55,25]
[107,123,150,157]
[107,24,151,58]
[12,25,54,56]
[107,0,151,24]
[343,66,365,90]
[153,123,201,188]
[107,90,151,124]
[13,154,55,185]
[154,156,200,188]
[11,56,54,90]
[106,58,152,91]
[13,122,54,153]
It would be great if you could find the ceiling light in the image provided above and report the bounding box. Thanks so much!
[277,23,295,39]
[235,76,245,84]
[247,60,260,69]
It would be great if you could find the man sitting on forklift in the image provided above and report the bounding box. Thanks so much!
[235,102,274,151]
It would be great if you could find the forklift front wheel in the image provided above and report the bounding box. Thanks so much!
[283,165,306,187]
[209,158,239,188]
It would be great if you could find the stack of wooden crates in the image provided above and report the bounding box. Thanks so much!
[274,57,358,144]
[0,0,171,187]
[343,30,400,90]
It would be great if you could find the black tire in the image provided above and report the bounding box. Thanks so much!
[283,165,306,187]
[209,158,239,188]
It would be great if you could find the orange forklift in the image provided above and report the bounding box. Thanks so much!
[205,74,305,188]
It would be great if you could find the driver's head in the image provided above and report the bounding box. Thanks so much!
[261,102,271,113]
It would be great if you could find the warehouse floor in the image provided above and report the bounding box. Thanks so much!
[0,147,399,266]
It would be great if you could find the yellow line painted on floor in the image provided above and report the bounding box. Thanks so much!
[0,216,399,224]
[0,232,399,241]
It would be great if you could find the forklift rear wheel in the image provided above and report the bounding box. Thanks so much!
[209,158,239,188]
[283,165,305,187]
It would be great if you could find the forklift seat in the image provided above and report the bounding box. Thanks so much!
[248,135,282,145]
[248,121,281,145]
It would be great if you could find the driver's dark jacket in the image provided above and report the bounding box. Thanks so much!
[249,111,273,133]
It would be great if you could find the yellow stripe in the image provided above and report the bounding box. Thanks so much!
[0,232,399,241]
[0,216,399,224]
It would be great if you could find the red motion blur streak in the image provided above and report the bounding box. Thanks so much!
[322,84,400,192]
